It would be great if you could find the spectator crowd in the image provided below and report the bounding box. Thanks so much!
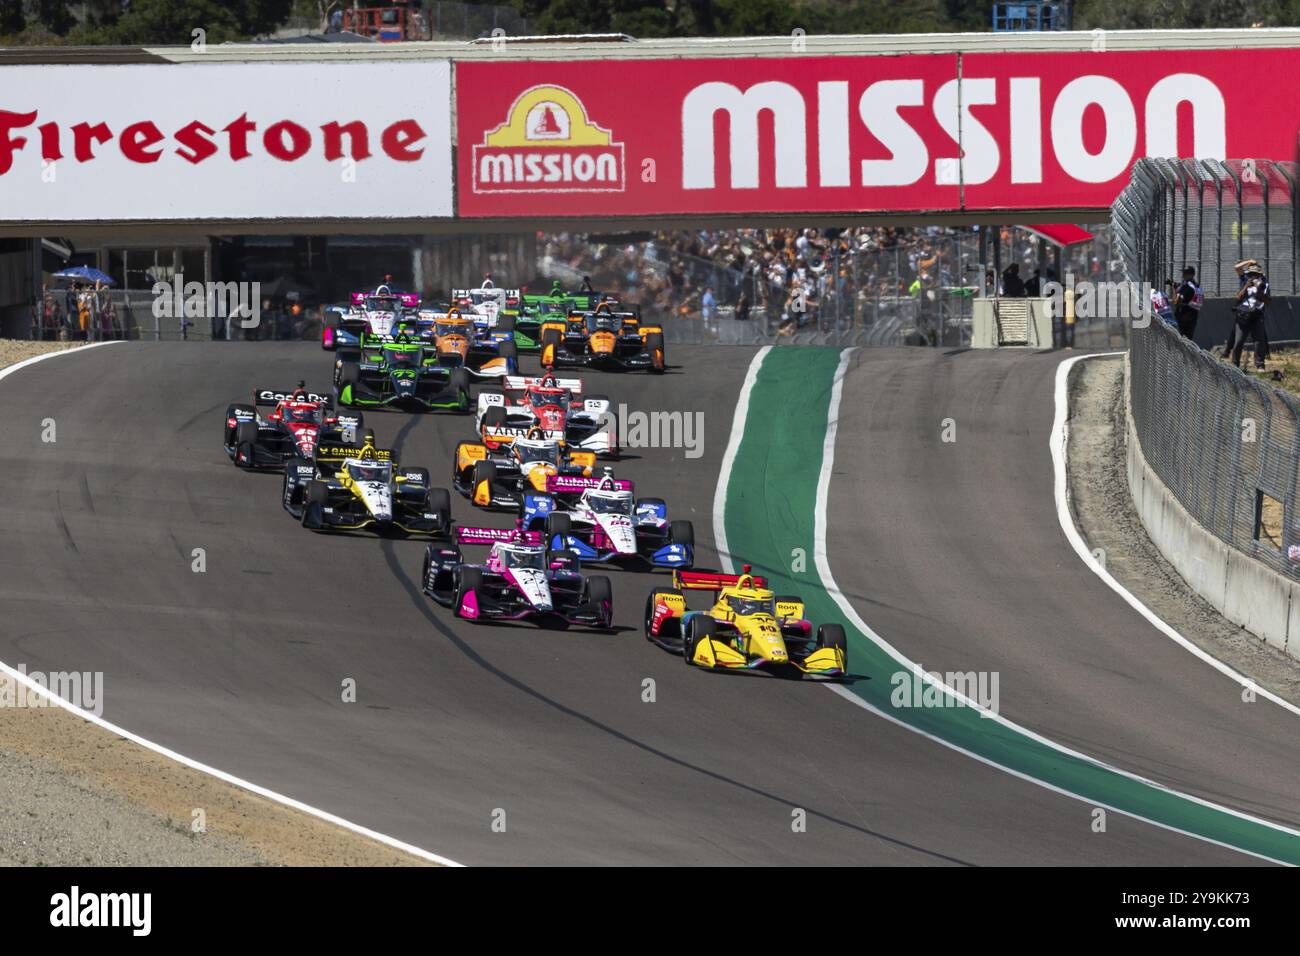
[539,224,1118,343]
[32,282,121,341]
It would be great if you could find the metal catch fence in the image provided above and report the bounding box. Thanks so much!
[1118,159,1300,575]
[1113,158,1299,296]
[1129,318,1300,575]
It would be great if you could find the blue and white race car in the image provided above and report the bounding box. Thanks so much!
[522,471,694,570]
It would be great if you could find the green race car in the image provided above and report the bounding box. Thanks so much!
[333,331,471,413]
[517,282,607,352]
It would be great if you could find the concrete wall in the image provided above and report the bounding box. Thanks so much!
[1124,355,1300,659]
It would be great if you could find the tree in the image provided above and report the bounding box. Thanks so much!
[0,0,25,36]
[35,0,74,36]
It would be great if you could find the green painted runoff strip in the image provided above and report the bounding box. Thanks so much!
[722,346,1300,864]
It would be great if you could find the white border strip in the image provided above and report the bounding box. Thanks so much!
[0,343,463,867]
[712,344,771,572]
[715,346,1298,864]
[1052,353,1300,718]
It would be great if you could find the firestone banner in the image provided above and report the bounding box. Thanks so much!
[455,51,1300,217]
[0,61,453,221]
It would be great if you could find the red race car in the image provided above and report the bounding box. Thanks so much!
[472,373,617,457]
[224,382,369,470]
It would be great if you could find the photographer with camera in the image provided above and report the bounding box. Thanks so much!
[1224,259,1270,370]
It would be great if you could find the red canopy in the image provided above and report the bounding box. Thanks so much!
[1020,224,1093,248]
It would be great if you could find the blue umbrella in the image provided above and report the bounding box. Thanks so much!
[52,265,116,286]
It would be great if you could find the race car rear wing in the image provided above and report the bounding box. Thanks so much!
[254,387,332,407]
[351,291,420,308]
[314,443,394,465]
[672,567,769,591]
[546,475,633,494]
[501,374,584,396]
[451,288,520,301]
[456,527,544,546]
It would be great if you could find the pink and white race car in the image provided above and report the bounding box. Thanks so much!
[421,524,613,630]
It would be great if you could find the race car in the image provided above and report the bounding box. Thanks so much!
[644,566,847,677]
[410,306,518,378]
[516,281,597,350]
[524,471,694,570]
[450,277,520,326]
[422,523,613,630]
[322,281,421,352]
[475,373,615,456]
[283,436,451,537]
[518,280,642,351]
[334,330,472,413]
[453,430,597,511]
[539,302,665,373]
[223,383,366,470]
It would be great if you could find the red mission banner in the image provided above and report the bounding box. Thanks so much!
[455,50,1300,217]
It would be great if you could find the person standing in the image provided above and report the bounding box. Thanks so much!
[1001,263,1026,297]
[1024,267,1042,297]
[1173,266,1203,341]
[1226,261,1270,370]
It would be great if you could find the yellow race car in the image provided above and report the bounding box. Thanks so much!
[644,565,847,677]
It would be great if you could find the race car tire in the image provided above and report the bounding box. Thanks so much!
[683,614,717,666]
[454,566,483,617]
[302,480,329,529]
[449,367,471,410]
[283,457,312,508]
[646,331,666,374]
[644,588,684,641]
[669,520,695,551]
[817,623,848,655]
[540,327,563,367]
[225,403,254,443]
[234,420,258,468]
[405,466,431,487]
[584,575,614,628]
[426,487,452,533]
[336,362,361,404]
[546,511,572,540]
[497,338,518,365]
[496,313,516,333]
[472,460,497,507]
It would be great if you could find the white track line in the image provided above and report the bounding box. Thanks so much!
[0,343,463,867]
[712,344,771,572]
[1052,353,1300,718]
[714,346,1299,864]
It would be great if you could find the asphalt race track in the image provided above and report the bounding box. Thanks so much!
[0,341,1277,865]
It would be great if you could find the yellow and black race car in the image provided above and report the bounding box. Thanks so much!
[644,565,847,677]
[283,437,451,537]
